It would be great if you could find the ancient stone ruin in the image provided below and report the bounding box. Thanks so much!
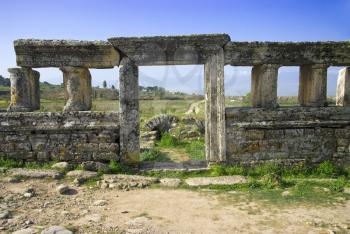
[1,34,350,166]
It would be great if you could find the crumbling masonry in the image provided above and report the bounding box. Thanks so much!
[1,34,350,166]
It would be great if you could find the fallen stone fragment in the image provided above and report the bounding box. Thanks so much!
[7,168,62,179]
[7,177,21,183]
[51,162,71,171]
[185,176,248,186]
[56,185,70,195]
[160,178,182,187]
[41,226,73,234]
[80,161,110,173]
[0,210,10,219]
[12,228,38,234]
[101,174,159,190]
[23,187,35,198]
[0,167,7,173]
[66,170,99,180]
[93,200,108,206]
[344,188,350,194]
[282,190,291,197]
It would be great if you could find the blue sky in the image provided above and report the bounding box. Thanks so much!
[0,0,349,95]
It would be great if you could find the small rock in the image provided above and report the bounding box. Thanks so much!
[0,210,10,219]
[344,187,350,194]
[51,162,71,171]
[160,178,181,187]
[0,167,7,173]
[81,161,110,173]
[73,178,84,186]
[56,185,70,195]
[93,200,107,206]
[85,213,102,222]
[12,228,37,234]
[24,220,33,225]
[41,226,72,234]
[61,211,70,216]
[282,190,291,196]
[7,177,21,183]
[24,192,34,198]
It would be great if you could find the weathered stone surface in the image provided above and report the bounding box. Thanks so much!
[61,66,92,111]
[101,174,159,189]
[7,68,40,112]
[41,226,72,234]
[299,64,328,107]
[51,162,71,170]
[56,184,70,195]
[108,34,230,65]
[205,48,226,162]
[185,176,248,186]
[336,67,350,106]
[80,161,110,173]
[225,41,350,66]
[119,57,139,164]
[226,107,350,166]
[66,170,99,180]
[12,228,37,234]
[0,112,120,163]
[251,64,280,108]
[14,39,119,68]
[160,178,182,187]
[7,168,62,179]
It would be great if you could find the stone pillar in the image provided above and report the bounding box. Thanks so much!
[119,57,139,164]
[7,68,40,112]
[60,66,92,111]
[205,48,226,163]
[251,64,280,108]
[336,67,350,106]
[29,70,40,110]
[299,64,328,107]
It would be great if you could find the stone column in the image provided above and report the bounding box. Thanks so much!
[299,64,328,107]
[205,48,226,163]
[60,66,92,111]
[119,57,139,164]
[251,64,280,108]
[7,68,39,112]
[336,67,350,106]
[29,70,40,110]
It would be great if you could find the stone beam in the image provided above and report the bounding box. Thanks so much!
[225,41,350,66]
[108,34,230,65]
[14,40,120,68]
[299,64,328,107]
[119,57,140,164]
[251,64,280,108]
[205,48,226,162]
[336,67,350,106]
[7,68,40,112]
[60,67,92,111]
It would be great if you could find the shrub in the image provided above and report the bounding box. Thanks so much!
[185,140,205,160]
[224,165,246,175]
[108,160,130,174]
[283,162,311,177]
[329,177,347,192]
[210,164,226,176]
[315,161,339,178]
[140,149,171,162]
[249,163,282,177]
[157,133,180,147]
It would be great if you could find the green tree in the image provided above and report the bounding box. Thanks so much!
[103,80,107,88]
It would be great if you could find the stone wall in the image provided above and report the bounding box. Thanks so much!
[0,112,120,162]
[226,107,350,166]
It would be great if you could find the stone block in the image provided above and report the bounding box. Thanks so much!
[14,39,119,68]
[108,34,230,65]
[336,67,350,106]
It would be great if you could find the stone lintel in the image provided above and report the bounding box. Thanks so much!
[205,48,226,162]
[336,67,350,106]
[299,64,328,107]
[225,41,350,66]
[251,64,280,108]
[60,66,92,112]
[14,39,120,68]
[119,57,140,164]
[108,34,230,65]
[7,67,40,112]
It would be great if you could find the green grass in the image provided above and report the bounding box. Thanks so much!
[140,149,171,162]
[0,157,56,169]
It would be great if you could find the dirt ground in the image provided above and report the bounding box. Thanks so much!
[1,178,350,234]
